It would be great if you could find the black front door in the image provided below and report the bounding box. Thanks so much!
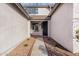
[42,21,48,36]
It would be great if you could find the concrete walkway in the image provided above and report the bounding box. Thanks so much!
[31,37,48,56]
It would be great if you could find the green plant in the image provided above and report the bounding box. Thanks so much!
[76,34,79,39]
[76,29,79,34]
[76,29,79,39]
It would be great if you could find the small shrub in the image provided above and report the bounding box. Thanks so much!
[76,34,79,39]
[24,44,28,47]
[76,29,79,39]
[76,29,79,34]
[27,38,29,40]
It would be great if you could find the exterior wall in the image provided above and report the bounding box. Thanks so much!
[50,4,73,52]
[0,4,30,55]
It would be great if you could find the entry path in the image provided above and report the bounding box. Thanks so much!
[31,37,48,56]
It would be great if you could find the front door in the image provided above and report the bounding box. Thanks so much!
[42,21,48,36]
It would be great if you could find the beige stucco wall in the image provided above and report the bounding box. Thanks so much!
[50,4,73,52]
[0,4,30,55]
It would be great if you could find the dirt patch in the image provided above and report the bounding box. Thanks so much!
[7,37,36,56]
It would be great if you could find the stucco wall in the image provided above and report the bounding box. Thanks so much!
[50,4,73,52]
[0,4,30,54]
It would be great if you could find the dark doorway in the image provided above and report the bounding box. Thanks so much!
[42,21,48,36]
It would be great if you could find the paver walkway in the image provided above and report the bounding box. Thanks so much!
[31,37,48,56]
[6,36,74,56]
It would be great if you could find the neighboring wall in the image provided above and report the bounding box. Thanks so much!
[50,4,73,52]
[73,4,79,53]
[0,4,30,54]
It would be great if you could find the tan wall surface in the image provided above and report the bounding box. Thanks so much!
[50,4,73,52]
[0,4,30,55]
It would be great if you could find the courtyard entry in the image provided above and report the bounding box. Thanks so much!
[30,21,48,37]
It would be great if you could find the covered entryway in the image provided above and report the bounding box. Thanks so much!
[0,3,74,56]
[30,21,48,37]
[30,21,43,36]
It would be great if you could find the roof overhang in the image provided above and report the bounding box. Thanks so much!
[15,3,31,20]
[48,3,62,17]
[15,3,61,20]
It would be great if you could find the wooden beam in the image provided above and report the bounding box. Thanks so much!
[30,18,50,20]
[48,3,62,17]
[15,3,31,20]
[30,15,50,20]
